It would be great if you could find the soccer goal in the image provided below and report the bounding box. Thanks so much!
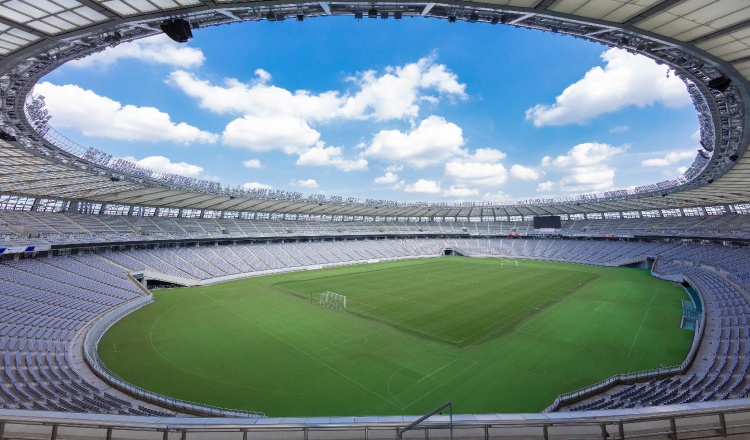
[315,291,346,310]
[501,260,519,267]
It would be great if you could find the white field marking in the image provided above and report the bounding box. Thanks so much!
[306,328,384,355]
[403,361,479,410]
[146,302,325,397]
[350,285,443,310]
[513,276,598,333]
[515,328,627,357]
[199,292,398,403]
[455,273,597,343]
[276,282,480,361]
[350,310,461,344]
[386,357,455,408]
[417,359,458,383]
[395,305,444,325]
[257,320,405,409]
[627,285,660,358]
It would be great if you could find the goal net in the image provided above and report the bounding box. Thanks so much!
[316,291,346,310]
[501,260,518,267]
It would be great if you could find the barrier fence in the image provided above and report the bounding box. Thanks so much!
[1,402,750,439]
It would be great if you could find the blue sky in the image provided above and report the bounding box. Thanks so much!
[38,17,699,202]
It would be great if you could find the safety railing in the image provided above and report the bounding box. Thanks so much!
[1,401,750,439]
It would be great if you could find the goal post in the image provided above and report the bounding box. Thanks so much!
[316,291,346,310]
[501,260,519,267]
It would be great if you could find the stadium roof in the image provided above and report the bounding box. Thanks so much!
[0,0,749,218]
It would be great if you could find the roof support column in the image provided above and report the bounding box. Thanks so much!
[127,205,134,216]
[31,198,40,211]
[154,207,160,217]
[199,209,205,219]
[178,209,183,218]
[99,204,107,215]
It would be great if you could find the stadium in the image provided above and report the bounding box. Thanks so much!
[1,0,750,438]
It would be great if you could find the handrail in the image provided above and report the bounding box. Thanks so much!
[1,400,750,439]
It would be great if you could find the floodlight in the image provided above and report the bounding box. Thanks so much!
[500,15,510,24]
[160,19,192,43]
[297,14,304,21]
[448,15,456,23]
[468,12,478,23]
[381,11,389,19]
[490,16,499,25]
[266,11,276,21]
[394,11,402,19]
[354,11,363,19]
[277,13,285,21]
[103,32,122,44]
[368,8,378,18]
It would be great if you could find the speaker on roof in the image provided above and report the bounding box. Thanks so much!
[161,19,193,43]
[730,154,739,161]
[707,76,731,93]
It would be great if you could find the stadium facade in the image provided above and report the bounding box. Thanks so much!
[2,0,750,438]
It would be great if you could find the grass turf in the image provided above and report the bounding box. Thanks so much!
[99,257,694,416]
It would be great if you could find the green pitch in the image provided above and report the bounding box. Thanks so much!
[99,257,693,416]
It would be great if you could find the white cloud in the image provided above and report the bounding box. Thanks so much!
[339,55,467,121]
[202,175,221,182]
[365,116,465,167]
[641,150,696,167]
[222,114,320,154]
[242,182,273,190]
[483,191,513,202]
[242,159,262,168]
[443,186,479,197]
[121,156,203,177]
[168,56,466,157]
[404,179,441,193]
[296,143,368,171]
[385,164,403,172]
[168,69,343,119]
[526,48,691,127]
[392,180,405,190]
[444,160,509,188]
[510,164,540,181]
[374,172,399,184]
[676,166,689,175]
[70,34,204,69]
[470,148,507,163]
[538,142,626,193]
[536,181,556,192]
[290,178,319,188]
[610,125,629,133]
[35,82,218,144]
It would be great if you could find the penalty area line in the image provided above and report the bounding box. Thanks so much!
[417,359,458,383]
